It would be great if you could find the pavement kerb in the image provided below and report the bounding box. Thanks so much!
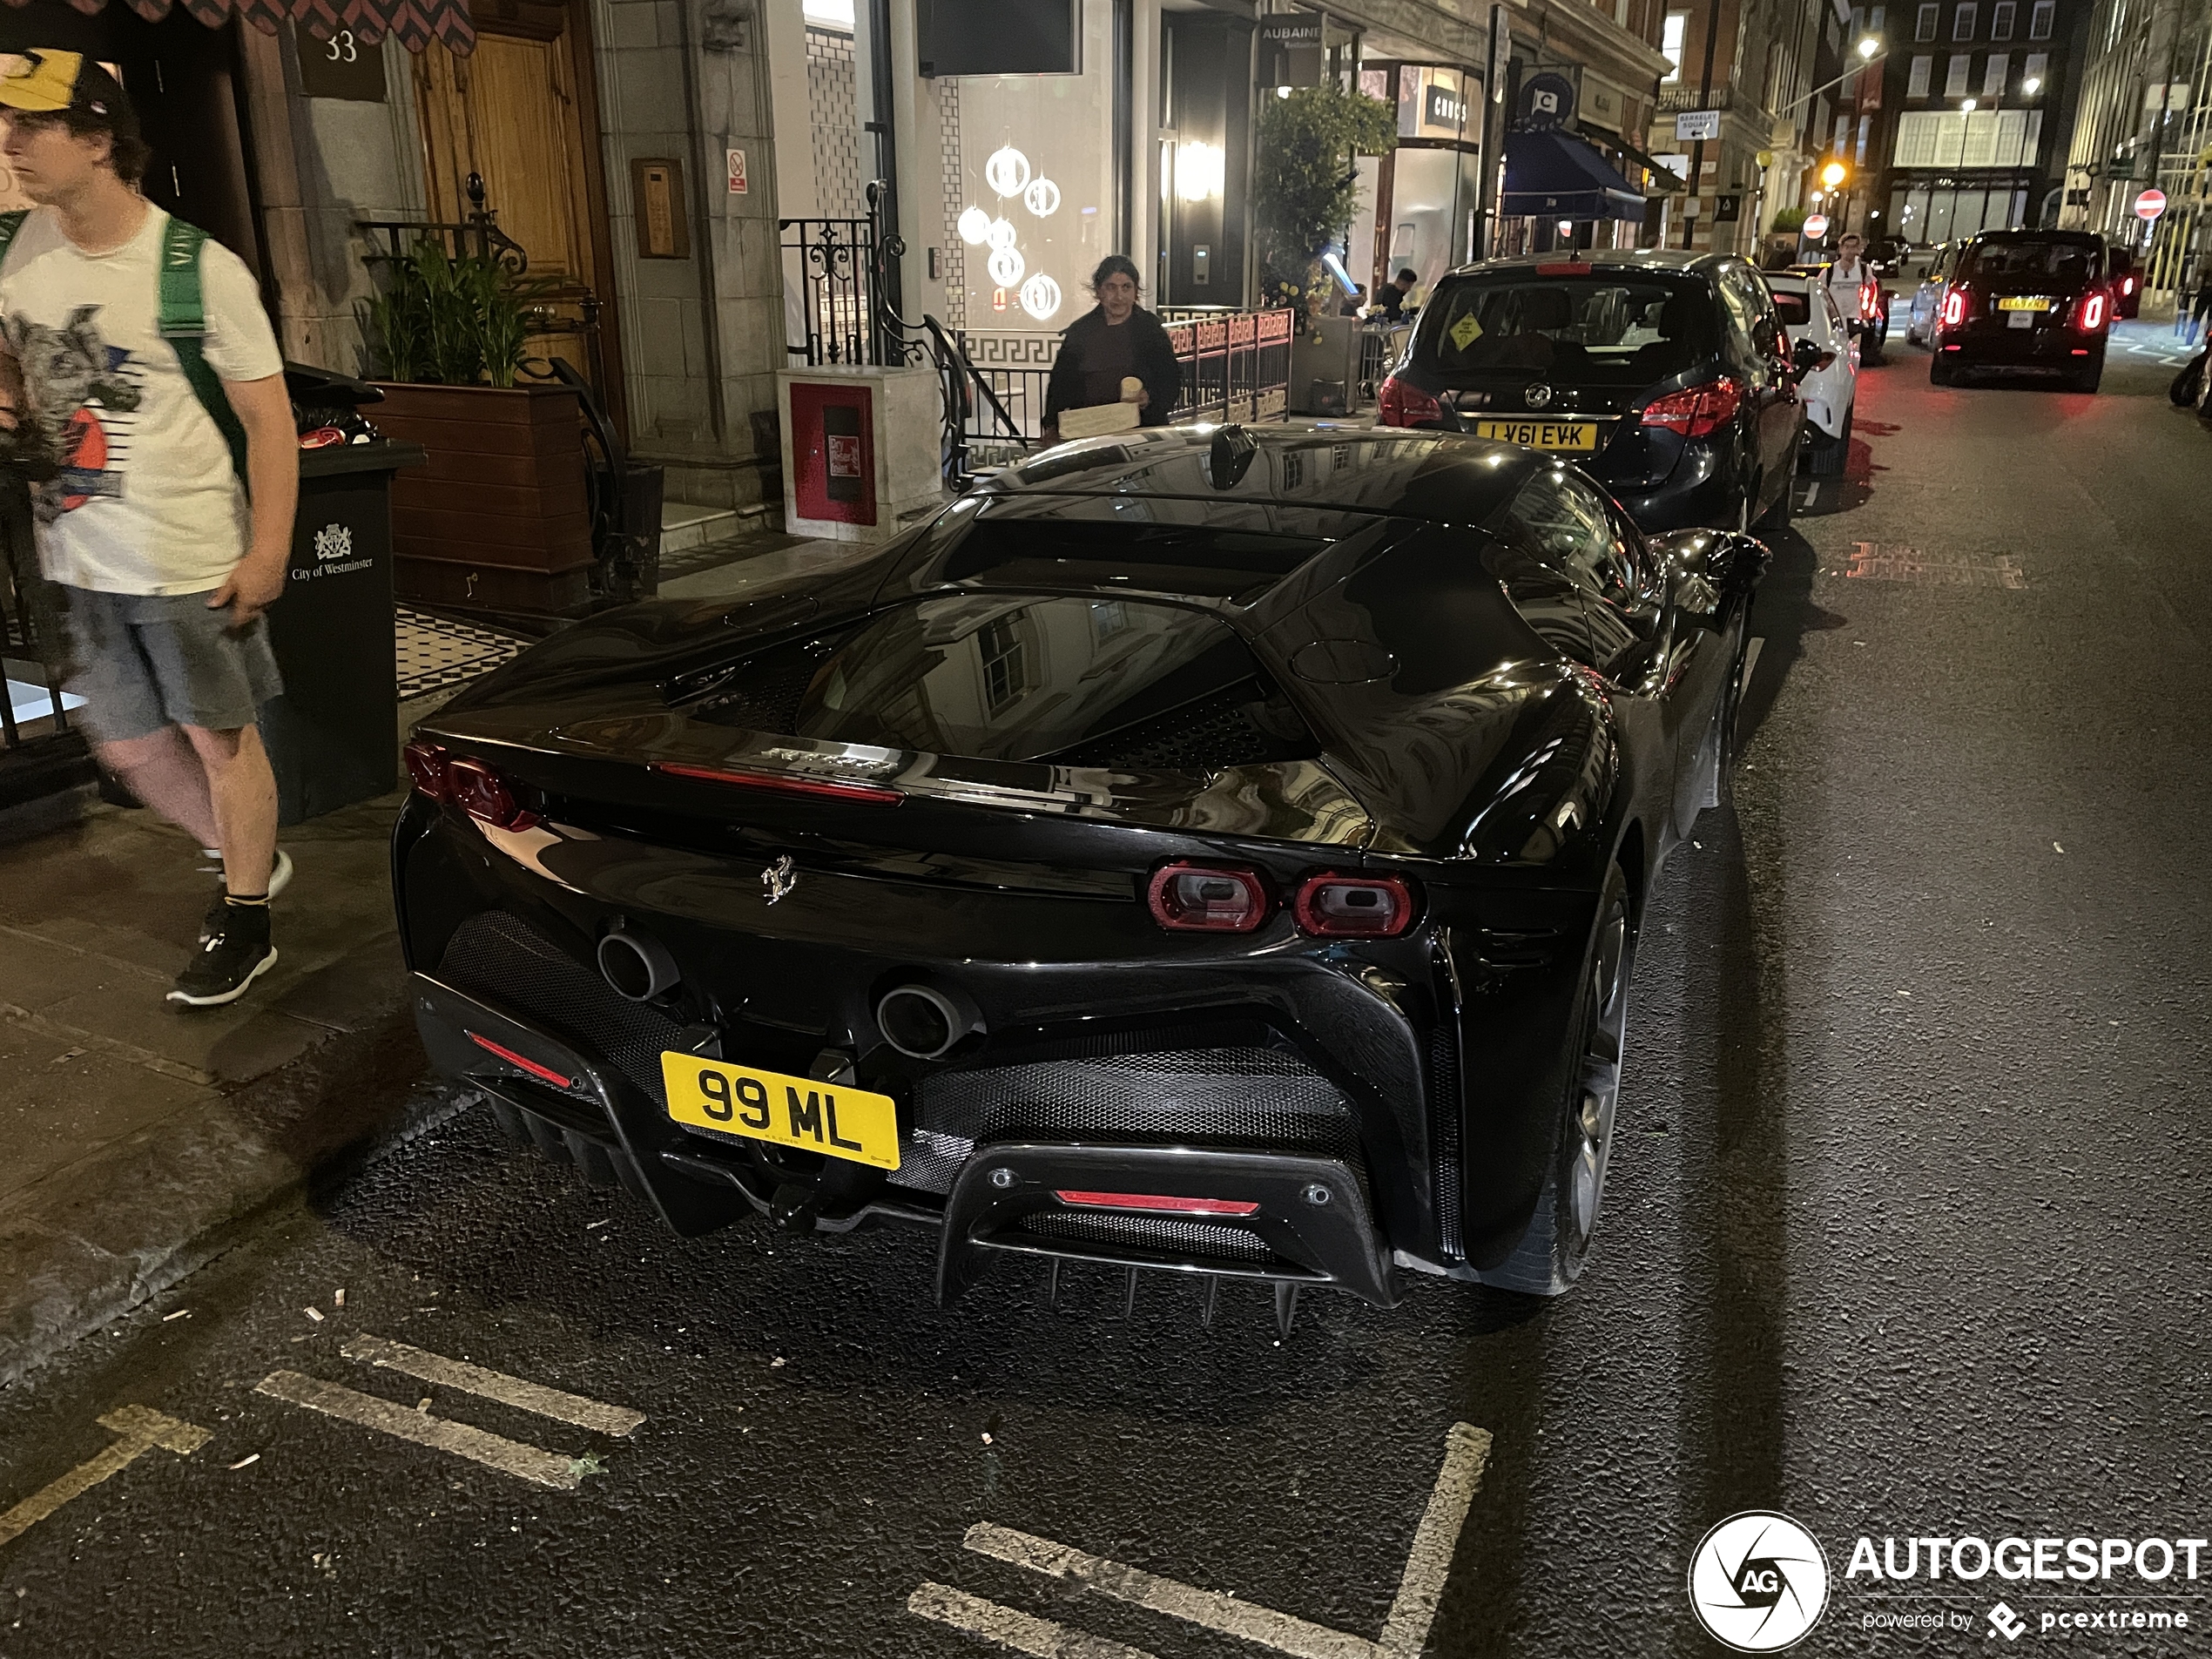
[0,984,469,1393]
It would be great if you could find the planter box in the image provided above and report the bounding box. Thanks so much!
[369,382,594,615]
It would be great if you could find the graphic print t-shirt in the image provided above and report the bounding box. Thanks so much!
[0,206,282,595]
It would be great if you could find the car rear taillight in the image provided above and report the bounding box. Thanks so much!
[1639,377,1743,440]
[403,738,451,800]
[1146,862,1271,933]
[1377,375,1444,428]
[2122,275,2137,296]
[1292,873,1416,938]
[1940,286,1969,329]
[446,757,542,832]
[2076,290,2107,332]
[652,761,903,805]
[1054,1190,1262,1217]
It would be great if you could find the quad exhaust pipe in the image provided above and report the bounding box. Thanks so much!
[597,927,680,1001]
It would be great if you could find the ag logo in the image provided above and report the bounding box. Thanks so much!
[1686,1511,1830,1651]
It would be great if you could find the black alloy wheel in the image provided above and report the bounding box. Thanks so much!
[1478,862,1635,1297]
[1805,409,1851,477]
[1930,355,1959,387]
[2070,356,2104,395]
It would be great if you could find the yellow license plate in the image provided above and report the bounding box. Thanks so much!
[661,1053,901,1170]
[1997,296,2053,312]
[1474,419,1599,451]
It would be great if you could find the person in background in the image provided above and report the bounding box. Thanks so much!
[1374,268,1419,320]
[1041,254,1180,446]
[0,51,299,1007]
[1825,233,1871,339]
[2182,265,2212,347]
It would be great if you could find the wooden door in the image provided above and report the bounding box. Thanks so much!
[413,3,625,431]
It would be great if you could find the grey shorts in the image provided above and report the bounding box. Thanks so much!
[59,585,284,745]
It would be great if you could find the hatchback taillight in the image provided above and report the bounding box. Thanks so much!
[2076,290,2107,332]
[445,757,542,832]
[1940,286,1969,329]
[1377,375,1444,428]
[1640,377,1743,440]
[1146,862,1271,933]
[1293,873,1417,938]
[403,738,450,800]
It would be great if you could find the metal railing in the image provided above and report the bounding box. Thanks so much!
[1359,320,1413,401]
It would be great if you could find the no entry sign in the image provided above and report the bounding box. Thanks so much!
[2136,188,2168,220]
[1803,212,1831,239]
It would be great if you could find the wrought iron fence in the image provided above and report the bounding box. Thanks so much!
[1359,320,1413,401]
[0,489,86,787]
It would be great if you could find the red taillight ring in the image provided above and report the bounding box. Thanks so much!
[403,738,450,800]
[446,757,543,833]
[1292,872,1417,938]
[1146,861,1272,933]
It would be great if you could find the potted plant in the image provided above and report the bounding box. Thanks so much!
[1253,85,1399,335]
[363,241,593,615]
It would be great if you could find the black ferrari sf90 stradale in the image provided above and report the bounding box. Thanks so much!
[396,425,1765,1325]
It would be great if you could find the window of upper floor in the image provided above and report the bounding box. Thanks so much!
[1952,3,1977,40]
[1991,0,2016,37]
[1909,53,1933,93]
[1916,3,1939,38]
[2029,0,2054,37]
[1663,10,1689,79]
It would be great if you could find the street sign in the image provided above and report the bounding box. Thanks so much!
[2135,188,2168,220]
[1803,212,1831,239]
[1675,110,1722,142]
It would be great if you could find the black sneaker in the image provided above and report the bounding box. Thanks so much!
[168,927,279,1007]
[199,850,293,942]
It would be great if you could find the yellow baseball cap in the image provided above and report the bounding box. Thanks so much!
[0,51,137,131]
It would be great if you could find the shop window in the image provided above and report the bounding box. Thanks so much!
[2029,0,2053,36]
[1916,3,1939,39]
[1945,54,1970,94]
[1952,3,1976,40]
[1991,0,2016,37]
[1909,53,1933,94]
[1984,52,2007,92]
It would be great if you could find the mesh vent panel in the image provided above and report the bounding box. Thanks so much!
[686,638,832,736]
[895,1043,1358,1195]
[1051,682,1315,773]
[1024,1211,1273,1263]
[436,911,681,1107]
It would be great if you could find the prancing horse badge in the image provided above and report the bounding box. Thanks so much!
[761,854,798,905]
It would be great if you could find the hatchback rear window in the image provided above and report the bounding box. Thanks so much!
[1958,239,2098,285]
[1769,290,1811,326]
[1418,275,1718,383]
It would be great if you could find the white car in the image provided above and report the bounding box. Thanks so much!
[1763,271,1858,475]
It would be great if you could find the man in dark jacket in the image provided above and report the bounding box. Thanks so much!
[1042,255,1180,443]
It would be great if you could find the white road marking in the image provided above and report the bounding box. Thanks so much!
[0,1405,210,1551]
[253,1370,586,1490]
[1378,1424,1493,1656]
[908,1581,1161,1659]
[967,1524,1382,1659]
[948,1422,1490,1659]
[340,1332,644,1437]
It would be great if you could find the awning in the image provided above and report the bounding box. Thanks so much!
[1577,123,1689,193]
[1,0,476,56]
[1502,128,1647,222]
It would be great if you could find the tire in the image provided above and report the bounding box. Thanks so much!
[1930,355,1957,387]
[2071,359,2102,395]
[1806,409,1851,476]
[2169,353,2205,406]
[1478,863,1635,1297]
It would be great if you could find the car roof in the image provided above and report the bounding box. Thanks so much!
[1436,248,1734,280]
[987,425,1541,526]
[1966,227,2102,245]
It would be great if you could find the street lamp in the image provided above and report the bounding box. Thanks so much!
[1858,35,1880,57]
[1822,160,1849,190]
[2022,76,2041,95]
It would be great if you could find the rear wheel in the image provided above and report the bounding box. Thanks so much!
[1805,408,1851,476]
[1478,864,1635,1297]
[2070,358,2103,395]
[1930,355,1958,387]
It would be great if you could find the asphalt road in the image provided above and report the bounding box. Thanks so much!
[4,328,2211,1659]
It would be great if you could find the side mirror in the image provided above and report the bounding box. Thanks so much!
[1649,528,1772,600]
[1791,338,1825,376]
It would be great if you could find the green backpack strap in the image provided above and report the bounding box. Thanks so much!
[0,209,28,266]
[157,216,251,489]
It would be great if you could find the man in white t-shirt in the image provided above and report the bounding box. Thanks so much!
[1826,233,1870,332]
[0,51,300,1007]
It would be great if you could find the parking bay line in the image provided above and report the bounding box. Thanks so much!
[0,1405,210,1552]
[953,1423,1492,1659]
[340,1332,644,1437]
[253,1370,589,1491]
[909,1582,1162,1659]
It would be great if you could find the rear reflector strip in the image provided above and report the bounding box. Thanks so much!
[1054,1190,1262,1217]
[467,1030,574,1089]
[651,762,902,804]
